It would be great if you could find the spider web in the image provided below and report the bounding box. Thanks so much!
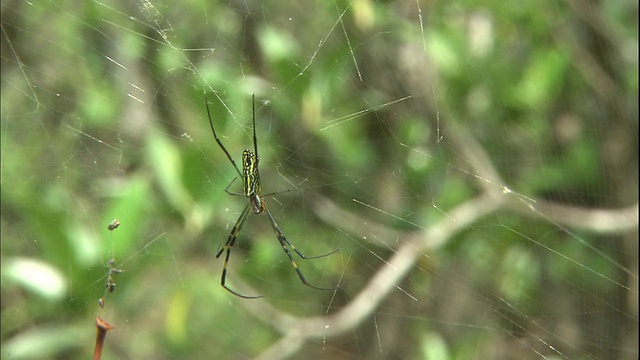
[1,0,638,359]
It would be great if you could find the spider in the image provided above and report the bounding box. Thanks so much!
[205,95,339,299]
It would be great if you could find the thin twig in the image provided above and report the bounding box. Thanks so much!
[93,316,114,360]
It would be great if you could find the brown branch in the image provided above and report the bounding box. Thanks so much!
[248,193,503,360]
[93,317,114,360]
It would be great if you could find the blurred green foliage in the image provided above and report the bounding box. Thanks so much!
[2,0,637,359]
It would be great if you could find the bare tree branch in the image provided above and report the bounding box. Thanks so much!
[247,107,638,359]
[248,193,503,359]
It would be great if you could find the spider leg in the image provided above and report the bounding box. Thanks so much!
[252,94,258,159]
[261,177,309,199]
[224,177,245,197]
[263,204,340,291]
[205,97,243,178]
[295,244,343,260]
[216,204,263,299]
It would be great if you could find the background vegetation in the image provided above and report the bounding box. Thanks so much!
[2,0,637,359]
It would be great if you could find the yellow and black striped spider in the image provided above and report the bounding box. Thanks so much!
[205,95,339,299]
